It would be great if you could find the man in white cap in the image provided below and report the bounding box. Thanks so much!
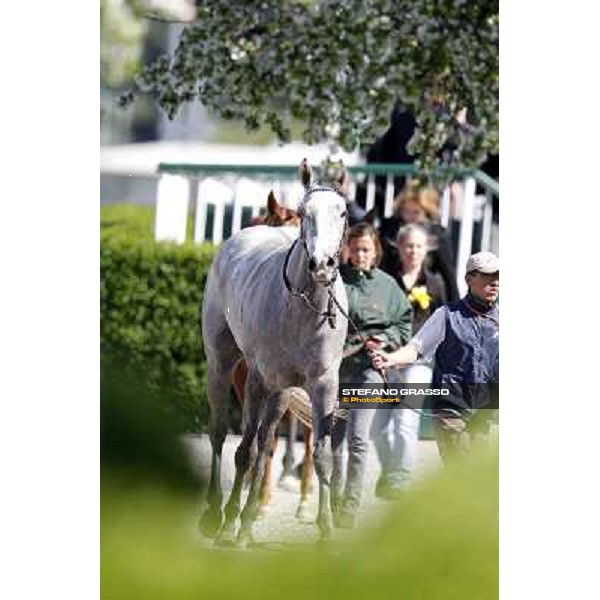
[371,251,499,459]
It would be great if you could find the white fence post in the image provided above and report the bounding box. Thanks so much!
[154,174,190,244]
[383,174,395,218]
[365,175,376,212]
[480,192,493,252]
[193,184,208,244]
[231,178,271,234]
[212,202,225,244]
[440,185,451,229]
[231,197,244,236]
[194,178,234,244]
[456,177,476,296]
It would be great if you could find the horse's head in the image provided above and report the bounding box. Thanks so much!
[264,191,301,227]
[297,159,348,285]
[249,191,301,227]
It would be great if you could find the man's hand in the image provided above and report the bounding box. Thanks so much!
[364,336,384,351]
[370,344,419,370]
[370,349,393,370]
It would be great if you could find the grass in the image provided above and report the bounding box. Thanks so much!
[102,450,498,599]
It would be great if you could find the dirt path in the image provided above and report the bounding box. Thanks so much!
[183,434,442,546]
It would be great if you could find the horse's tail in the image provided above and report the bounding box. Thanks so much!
[286,387,313,430]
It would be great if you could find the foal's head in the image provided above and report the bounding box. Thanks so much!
[250,191,301,227]
[297,158,348,285]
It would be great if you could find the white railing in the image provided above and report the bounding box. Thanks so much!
[154,163,499,295]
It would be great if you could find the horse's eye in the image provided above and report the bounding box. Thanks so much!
[341,210,347,219]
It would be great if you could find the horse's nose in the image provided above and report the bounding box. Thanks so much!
[326,256,335,267]
[308,257,318,271]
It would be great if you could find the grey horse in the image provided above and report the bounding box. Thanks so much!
[199,160,349,544]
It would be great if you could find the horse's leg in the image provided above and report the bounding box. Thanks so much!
[308,375,339,541]
[200,291,243,538]
[295,424,314,520]
[330,408,348,524]
[231,359,258,486]
[313,414,334,539]
[216,366,266,545]
[238,389,293,546]
[246,436,258,488]
[198,366,235,538]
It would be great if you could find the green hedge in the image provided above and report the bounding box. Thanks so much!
[101,204,218,431]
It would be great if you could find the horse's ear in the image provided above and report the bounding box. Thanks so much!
[267,190,279,215]
[299,158,312,188]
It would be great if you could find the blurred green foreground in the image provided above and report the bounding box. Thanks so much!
[101,361,498,600]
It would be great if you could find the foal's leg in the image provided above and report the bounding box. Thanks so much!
[238,389,293,546]
[295,424,314,520]
[281,412,298,479]
[258,432,278,512]
[231,358,248,406]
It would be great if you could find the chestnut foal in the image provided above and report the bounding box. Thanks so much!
[248,191,302,228]
[231,191,314,519]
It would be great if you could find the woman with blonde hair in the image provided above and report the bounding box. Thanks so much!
[380,181,459,301]
[370,223,446,498]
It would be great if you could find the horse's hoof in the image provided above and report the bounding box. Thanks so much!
[237,527,255,549]
[295,502,313,522]
[214,526,238,547]
[333,508,356,529]
[198,508,224,539]
[278,474,300,493]
[316,513,333,539]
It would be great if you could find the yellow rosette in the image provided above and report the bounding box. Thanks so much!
[408,286,432,310]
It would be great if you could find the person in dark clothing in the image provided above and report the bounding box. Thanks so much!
[371,252,499,462]
[356,99,499,240]
[355,102,417,214]
[337,167,368,226]
[380,183,459,302]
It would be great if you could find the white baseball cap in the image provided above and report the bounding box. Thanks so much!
[466,252,499,274]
